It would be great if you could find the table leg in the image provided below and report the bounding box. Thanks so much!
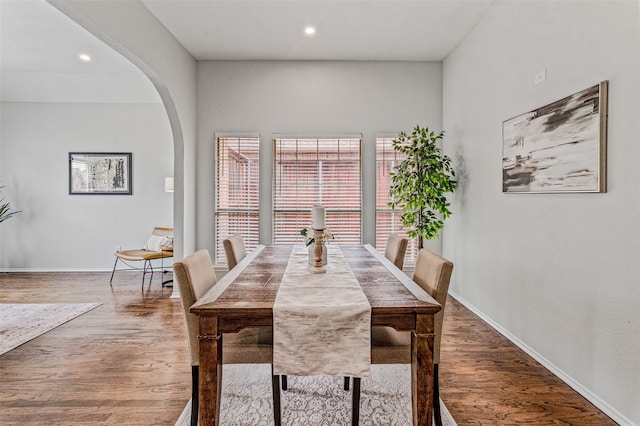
[411,314,435,426]
[198,316,223,426]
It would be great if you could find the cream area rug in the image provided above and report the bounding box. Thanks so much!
[175,364,456,426]
[0,303,101,355]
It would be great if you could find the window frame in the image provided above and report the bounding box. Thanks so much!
[375,134,417,266]
[272,134,363,246]
[214,133,260,266]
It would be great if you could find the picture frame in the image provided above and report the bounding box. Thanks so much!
[502,81,608,193]
[69,152,132,195]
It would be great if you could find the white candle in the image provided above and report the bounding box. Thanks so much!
[312,205,325,230]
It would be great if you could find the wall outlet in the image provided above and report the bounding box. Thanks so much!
[115,246,121,253]
[534,69,547,85]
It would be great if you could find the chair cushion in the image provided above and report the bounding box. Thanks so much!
[115,249,172,261]
[223,328,274,364]
[371,326,411,364]
[144,235,173,252]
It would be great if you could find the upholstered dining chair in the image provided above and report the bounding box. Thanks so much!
[384,233,409,270]
[174,249,281,426]
[352,248,454,426]
[223,233,247,270]
[109,227,173,289]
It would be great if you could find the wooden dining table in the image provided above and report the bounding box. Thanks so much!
[190,244,441,426]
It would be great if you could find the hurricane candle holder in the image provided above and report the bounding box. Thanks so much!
[310,229,326,274]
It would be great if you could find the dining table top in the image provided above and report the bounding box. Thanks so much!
[190,244,441,321]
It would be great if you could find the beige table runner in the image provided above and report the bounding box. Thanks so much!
[273,245,371,377]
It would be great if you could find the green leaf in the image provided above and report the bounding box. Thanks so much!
[387,125,457,241]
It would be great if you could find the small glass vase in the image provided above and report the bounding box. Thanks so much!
[308,241,327,265]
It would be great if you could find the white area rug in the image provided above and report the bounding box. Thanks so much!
[0,303,101,355]
[175,364,456,426]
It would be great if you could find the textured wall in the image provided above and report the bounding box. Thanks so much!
[443,1,640,424]
[1,102,173,270]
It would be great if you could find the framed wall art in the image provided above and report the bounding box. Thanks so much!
[502,81,608,193]
[69,152,132,195]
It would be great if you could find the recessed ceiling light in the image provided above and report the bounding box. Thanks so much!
[79,53,92,62]
[304,26,316,36]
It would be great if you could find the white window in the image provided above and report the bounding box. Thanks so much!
[273,136,362,245]
[376,136,417,265]
[215,136,259,265]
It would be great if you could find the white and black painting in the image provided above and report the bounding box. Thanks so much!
[69,152,132,195]
[502,81,608,193]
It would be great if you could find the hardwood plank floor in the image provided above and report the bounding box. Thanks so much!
[0,272,615,425]
[0,272,189,425]
[440,299,615,425]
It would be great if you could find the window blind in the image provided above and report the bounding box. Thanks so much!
[215,136,260,265]
[273,137,362,245]
[376,136,417,265]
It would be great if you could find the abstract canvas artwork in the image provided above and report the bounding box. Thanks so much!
[69,152,132,195]
[502,81,608,193]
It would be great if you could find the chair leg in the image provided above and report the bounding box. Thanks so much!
[142,260,148,289]
[344,376,350,390]
[281,374,288,391]
[161,255,174,287]
[271,366,281,426]
[351,377,361,426]
[191,365,199,426]
[109,257,119,284]
[433,363,442,426]
[142,259,154,289]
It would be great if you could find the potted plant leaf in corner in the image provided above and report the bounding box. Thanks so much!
[0,186,21,224]
[388,125,457,249]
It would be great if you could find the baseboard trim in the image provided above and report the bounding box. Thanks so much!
[449,291,633,426]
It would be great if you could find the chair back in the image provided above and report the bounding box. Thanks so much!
[152,227,173,238]
[173,249,217,366]
[117,227,173,255]
[412,248,453,363]
[223,234,247,270]
[384,233,408,269]
[151,227,173,251]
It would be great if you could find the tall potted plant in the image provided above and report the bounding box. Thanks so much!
[388,125,457,249]
[0,186,21,224]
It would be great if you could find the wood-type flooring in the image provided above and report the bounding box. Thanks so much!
[0,272,615,425]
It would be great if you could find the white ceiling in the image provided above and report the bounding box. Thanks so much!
[0,0,161,103]
[141,0,493,61]
[0,0,493,103]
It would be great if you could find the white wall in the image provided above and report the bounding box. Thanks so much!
[0,102,173,270]
[196,61,442,262]
[49,0,199,263]
[443,1,640,424]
